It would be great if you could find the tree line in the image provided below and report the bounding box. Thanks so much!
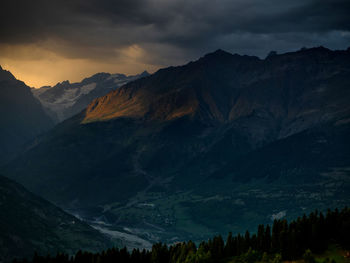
[14,207,350,263]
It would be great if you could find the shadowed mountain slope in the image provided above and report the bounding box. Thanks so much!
[0,66,54,165]
[0,175,111,262]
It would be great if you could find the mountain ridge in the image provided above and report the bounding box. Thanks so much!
[83,47,350,138]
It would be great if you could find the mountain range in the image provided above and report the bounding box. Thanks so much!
[1,46,350,247]
[32,71,149,123]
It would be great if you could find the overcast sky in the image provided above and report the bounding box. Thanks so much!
[1,0,349,87]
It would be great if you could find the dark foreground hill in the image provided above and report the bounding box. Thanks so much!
[0,175,112,262]
[2,47,350,245]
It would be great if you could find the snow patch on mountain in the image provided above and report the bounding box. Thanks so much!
[80,82,97,95]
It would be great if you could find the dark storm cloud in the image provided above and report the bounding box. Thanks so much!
[1,0,349,63]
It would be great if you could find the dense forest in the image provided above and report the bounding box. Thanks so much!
[14,207,350,263]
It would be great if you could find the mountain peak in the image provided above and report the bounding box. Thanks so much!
[204,49,233,58]
[300,46,331,55]
[54,80,70,87]
[266,50,278,59]
[213,48,230,54]
[201,49,260,64]
[0,66,16,82]
[139,70,150,77]
[81,72,112,84]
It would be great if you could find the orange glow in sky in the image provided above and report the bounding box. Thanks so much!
[0,44,159,88]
